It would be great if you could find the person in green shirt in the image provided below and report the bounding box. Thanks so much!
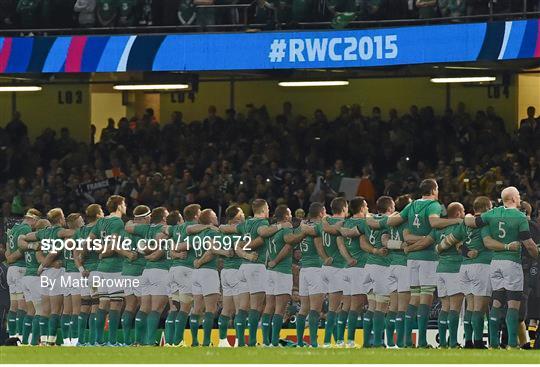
[215,205,256,348]
[295,202,327,347]
[73,204,104,346]
[126,206,170,346]
[87,195,127,346]
[118,205,151,346]
[416,202,465,348]
[338,196,370,348]
[263,205,306,347]
[316,197,348,347]
[167,203,201,347]
[21,208,77,346]
[438,196,493,349]
[464,186,539,348]
[17,217,49,346]
[60,213,85,347]
[5,208,41,340]
[190,209,233,347]
[385,179,462,348]
[219,198,287,347]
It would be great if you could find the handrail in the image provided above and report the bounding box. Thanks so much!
[0,4,538,37]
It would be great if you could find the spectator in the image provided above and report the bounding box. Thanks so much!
[15,0,42,29]
[96,0,117,26]
[0,0,16,28]
[117,0,138,26]
[74,0,96,27]
[416,0,438,18]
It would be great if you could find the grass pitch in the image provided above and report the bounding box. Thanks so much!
[1,346,538,364]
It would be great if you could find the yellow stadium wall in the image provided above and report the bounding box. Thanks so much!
[518,74,540,126]
[0,84,91,142]
[160,77,518,131]
[90,91,127,142]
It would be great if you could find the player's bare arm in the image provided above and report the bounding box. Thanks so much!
[314,236,331,265]
[257,222,291,237]
[187,223,218,235]
[337,237,356,267]
[322,217,343,235]
[268,243,292,268]
[235,245,258,262]
[339,226,360,238]
[219,223,239,234]
[403,229,425,245]
[428,214,462,229]
[145,249,165,261]
[194,250,214,269]
[284,231,306,245]
[405,235,433,254]
[386,213,405,227]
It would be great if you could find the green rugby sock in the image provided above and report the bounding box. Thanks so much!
[165,311,177,345]
[448,310,459,347]
[463,310,473,343]
[373,311,385,347]
[337,310,347,343]
[134,311,147,345]
[472,311,484,342]
[347,310,358,342]
[296,314,306,346]
[22,315,33,344]
[488,307,501,348]
[31,315,40,345]
[417,304,430,347]
[8,311,16,337]
[438,311,448,347]
[271,314,284,346]
[48,314,60,342]
[324,311,337,345]
[145,311,160,346]
[189,314,200,346]
[70,314,78,339]
[77,312,89,344]
[96,309,106,344]
[202,312,214,346]
[88,313,97,345]
[261,313,272,346]
[218,314,230,340]
[404,304,417,347]
[121,311,134,345]
[234,310,247,347]
[505,308,519,348]
[363,310,373,348]
[395,311,405,347]
[108,309,120,344]
[61,314,71,342]
[385,311,396,347]
[247,309,260,347]
[39,316,49,343]
[174,311,189,345]
[16,309,26,336]
[308,310,320,347]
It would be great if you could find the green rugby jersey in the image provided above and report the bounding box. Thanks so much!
[76,224,99,272]
[361,214,390,267]
[23,245,40,276]
[7,222,31,267]
[121,229,146,276]
[134,224,170,271]
[399,199,442,261]
[169,221,196,269]
[316,217,346,268]
[451,222,492,265]
[343,217,367,268]
[221,233,243,270]
[478,206,530,264]
[192,228,220,270]
[36,226,64,264]
[267,227,295,274]
[429,224,461,273]
[237,217,270,265]
[382,221,408,266]
[298,222,322,268]
[92,216,125,273]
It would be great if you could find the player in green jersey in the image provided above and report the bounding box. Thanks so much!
[296,202,327,347]
[72,204,104,346]
[263,205,307,347]
[168,204,201,347]
[216,205,257,348]
[17,217,49,345]
[20,208,77,345]
[190,209,233,347]
[87,195,127,346]
[318,197,349,347]
[385,179,462,348]
[338,197,371,347]
[414,202,465,348]
[438,196,493,349]
[60,213,85,346]
[126,207,170,346]
[5,208,41,340]
[219,199,287,347]
[464,186,538,348]
[117,205,150,346]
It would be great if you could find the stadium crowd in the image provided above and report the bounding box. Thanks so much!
[1,102,540,230]
[0,0,539,30]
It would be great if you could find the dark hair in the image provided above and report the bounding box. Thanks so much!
[166,210,182,225]
[150,207,168,224]
[252,199,268,215]
[308,202,325,219]
[419,179,438,196]
[395,194,412,212]
[273,205,290,221]
[349,196,366,215]
[473,196,492,214]
[376,196,394,214]
[226,205,242,222]
[106,195,125,213]
[183,204,201,221]
[330,197,348,215]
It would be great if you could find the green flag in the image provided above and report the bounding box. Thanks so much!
[331,12,356,29]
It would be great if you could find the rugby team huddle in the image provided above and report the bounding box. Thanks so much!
[4,178,539,349]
